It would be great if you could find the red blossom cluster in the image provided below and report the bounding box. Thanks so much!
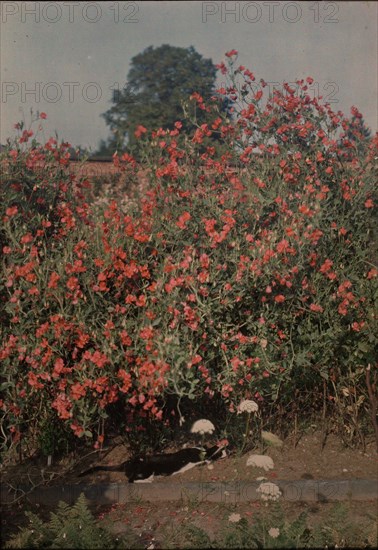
[1,57,377,453]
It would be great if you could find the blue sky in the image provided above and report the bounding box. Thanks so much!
[1,1,377,151]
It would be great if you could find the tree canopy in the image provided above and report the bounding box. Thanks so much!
[99,44,219,154]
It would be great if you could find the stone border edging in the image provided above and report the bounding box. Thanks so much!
[1,479,377,506]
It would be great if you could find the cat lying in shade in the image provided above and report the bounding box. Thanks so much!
[79,444,227,483]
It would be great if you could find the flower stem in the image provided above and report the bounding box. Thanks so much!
[240,412,251,454]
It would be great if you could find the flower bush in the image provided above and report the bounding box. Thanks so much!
[1,54,377,457]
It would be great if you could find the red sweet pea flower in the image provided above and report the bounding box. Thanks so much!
[20,233,33,244]
[140,326,155,340]
[319,259,333,273]
[216,62,227,75]
[244,69,255,81]
[28,372,44,389]
[66,276,79,291]
[70,423,84,437]
[134,125,147,139]
[5,206,18,217]
[225,49,238,58]
[70,382,87,400]
[176,211,191,229]
[121,152,136,165]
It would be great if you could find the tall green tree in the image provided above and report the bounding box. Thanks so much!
[99,44,220,153]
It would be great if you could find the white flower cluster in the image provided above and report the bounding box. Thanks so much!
[237,399,259,414]
[257,482,282,502]
[228,513,241,523]
[268,527,280,539]
[190,419,215,435]
[246,454,274,471]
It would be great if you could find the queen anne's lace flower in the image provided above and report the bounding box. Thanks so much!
[246,454,274,471]
[257,482,282,501]
[268,527,280,539]
[228,513,241,523]
[190,419,215,435]
[237,399,259,414]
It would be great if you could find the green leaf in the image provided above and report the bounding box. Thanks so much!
[357,341,369,353]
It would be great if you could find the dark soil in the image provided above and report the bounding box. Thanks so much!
[1,431,377,548]
[2,431,377,487]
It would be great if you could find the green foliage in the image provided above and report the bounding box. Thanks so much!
[5,493,123,549]
[221,518,256,548]
[342,107,373,159]
[308,502,376,548]
[202,504,309,549]
[181,524,214,549]
[38,414,74,457]
[178,502,376,549]
[4,495,377,549]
